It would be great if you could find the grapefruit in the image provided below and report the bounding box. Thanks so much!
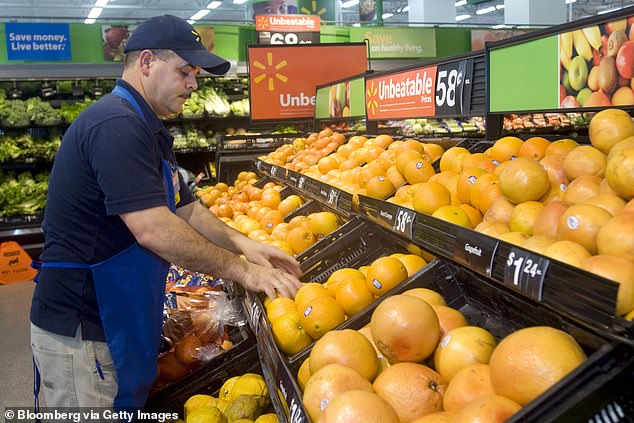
[319,390,399,423]
[596,212,634,261]
[489,136,523,163]
[563,145,607,180]
[545,138,578,159]
[371,294,440,363]
[433,326,497,382]
[443,363,495,413]
[402,288,446,306]
[309,329,379,381]
[562,174,602,204]
[605,143,634,199]
[373,362,447,422]
[489,326,586,405]
[474,221,510,238]
[432,305,468,338]
[543,240,592,267]
[521,235,555,254]
[583,193,626,216]
[410,412,457,423]
[509,201,545,235]
[518,137,550,160]
[483,197,515,224]
[498,157,550,204]
[533,201,570,239]
[557,204,612,254]
[580,255,634,316]
[588,108,634,154]
[454,394,522,423]
[539,154,568,186]
[297,357,311,391]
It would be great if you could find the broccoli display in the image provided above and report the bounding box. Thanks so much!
[0,169,49,217]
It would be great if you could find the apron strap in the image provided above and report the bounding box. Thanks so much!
[31,261,91,283]
[32,357,42,423]
[112,85,145,121]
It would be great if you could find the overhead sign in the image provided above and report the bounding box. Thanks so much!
[256,15,320,45]
[248,43,367,120]
[5,23,71,60]
[349,27,436,59]
[315,75,366,119]
[366,58,474,120]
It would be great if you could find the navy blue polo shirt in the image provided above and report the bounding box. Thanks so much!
[31,80,195,341]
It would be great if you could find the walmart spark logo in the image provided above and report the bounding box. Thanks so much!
[191,30,201,42]
[253,52,288,92]
[301,0,326,16]
[366,81,379,115]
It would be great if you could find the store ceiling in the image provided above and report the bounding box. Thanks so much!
[0,0,632,26]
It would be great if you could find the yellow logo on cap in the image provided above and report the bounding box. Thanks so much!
[192,30,201,42]
[252,52,288,92]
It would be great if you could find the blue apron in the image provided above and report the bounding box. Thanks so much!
[33,85,178,411]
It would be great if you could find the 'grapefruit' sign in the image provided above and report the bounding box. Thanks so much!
[248,43,367,121]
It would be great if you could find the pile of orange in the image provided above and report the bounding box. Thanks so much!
[296,285,588,423]
[268,252,429,356]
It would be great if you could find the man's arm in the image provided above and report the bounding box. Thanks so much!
[177,201,302,277]
[120,205,301,299]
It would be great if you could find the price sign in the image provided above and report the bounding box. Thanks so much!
[454,229,498,276]
[435,58,474,116]
[256,15,320,46]
[288,174,298,187]
[327,188,340,208]
[270,165,279,178]
[278,368,308,423]
[297,176,306,190]
[503,248,549,301]
[256,161,263,171]
[393,207,415,239]
[245,298,263,336]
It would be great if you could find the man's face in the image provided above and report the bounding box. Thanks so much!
[145,52,200,117]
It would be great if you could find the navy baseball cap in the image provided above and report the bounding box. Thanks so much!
[124,14,230,75]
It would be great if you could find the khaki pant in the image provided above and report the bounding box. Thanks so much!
[30,323,118,411]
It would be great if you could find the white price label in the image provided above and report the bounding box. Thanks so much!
[393,208,415,239]
[434,59,474,116]
[327,188,340,207]
[435,68,463,108]
[503,248,548,301]
[248,301,263,335]
[298,176,306,190]
[271,166,278,177]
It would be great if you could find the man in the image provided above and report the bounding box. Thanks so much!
[30,14,302,412]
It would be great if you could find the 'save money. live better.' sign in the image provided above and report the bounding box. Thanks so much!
[5,23,71,60]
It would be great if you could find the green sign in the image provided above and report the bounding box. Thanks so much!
[298,0,335,22]
[315,76,365,119]
[350,27,436,59]
[489,35,559,112]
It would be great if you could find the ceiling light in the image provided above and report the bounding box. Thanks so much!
[233,0,247,3]
[382,13,394,19]
[95,0,108,7]
[187,19,195,24]
[496,4,505,10]
[476,6,496,15]
[84,18,96,24]
[87,7,103,19]
[565,0,577,3]
[598,6,623,14]
[207,1,222,8]
[352,23,361,27]
[456,14,471,21]
[342,0,359,8]
[190,9,211,21]
[492,24,506,29]
[455,0,467,6]
[402,5,409,12]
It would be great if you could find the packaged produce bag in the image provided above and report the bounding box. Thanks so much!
[0,241,37,284]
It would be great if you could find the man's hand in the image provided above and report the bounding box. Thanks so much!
[238,237,302,278]
[243,262,302,300]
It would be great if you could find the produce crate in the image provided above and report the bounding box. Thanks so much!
[279,259,632,423]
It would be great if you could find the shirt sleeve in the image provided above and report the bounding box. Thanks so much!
[84,116,168,216]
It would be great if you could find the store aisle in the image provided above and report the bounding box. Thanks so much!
[0,281,35,409]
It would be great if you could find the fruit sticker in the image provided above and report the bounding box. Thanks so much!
[248,44,367,120]
[560,16,634,108]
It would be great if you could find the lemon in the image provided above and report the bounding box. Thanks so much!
[231,373,268,398]
[255,413,280,423]
[186,406,227,423]
[219,376,240,401]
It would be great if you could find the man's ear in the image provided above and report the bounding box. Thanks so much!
[140,50,153,75]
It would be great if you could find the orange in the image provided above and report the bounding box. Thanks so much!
[270,240,294,256]
[270,222,290,241]
[443,363,495,412]
[432,206,473,228]
[489,326,586,405]
[402,288,446,306]
[357,166,385,188]
[583,193,626,216]
[423,143,445,162]
[385,165,407,189]
[432,305,468,339]
[271,311,313,355]
[433,326,497,382]
[374,134,394,149]
[286,227,316,254]
[259,209,284,234]
[297,357,311,391]
[371,294,440,363]
[545,138,578,158]
[335,278,375,317]
[439,147,471,173]
[260,188,282,209]
[508,201,545,235]
[302,364,373,422]
[309,329,379,381]
[266,297,297,324]
[518,136,550,160]
[459,204,484,228]
[454,395,521,423]
[413,181,452,214]
[399,139,425,154]
[557,204,612,254]
[543,240,592,267]
[373,363,446,422]
[324,268,366,297]
[294,282,329,313]
[288,215,311,231]
[563,145,607,180]
[457,167,489,205]
[308,211,340,238]
[299,295,346,340]
[395,150,425,176]
[489,136,523,163]
[597,213,634,261]
[277,195,303,216]
[605,141,634,199]
[589,108,634,154]
[404,159,436,185]
[366,176,396,199]
[460,153,497,173]
[396,254,428,277]
[365,256,409,297]
[319,389,399,423]
[580,255,634,316]
[498,157,550,204]
[318,155,340,175]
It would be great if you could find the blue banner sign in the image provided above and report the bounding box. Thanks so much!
[5,23,71,60]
